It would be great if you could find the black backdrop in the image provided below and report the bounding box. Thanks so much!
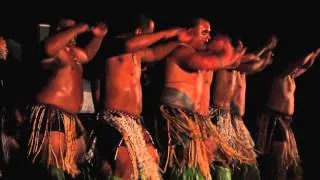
[1,4,319,179]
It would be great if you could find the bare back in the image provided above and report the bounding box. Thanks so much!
[162,55,213,115]
[103,53,142,115]
[211,70,237,110]
[232,71,246,116]
[266,76,295,115]
[36,46,85,113]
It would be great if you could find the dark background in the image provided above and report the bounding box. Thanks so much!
[1,4,319,179]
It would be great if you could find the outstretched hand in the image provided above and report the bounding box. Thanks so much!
[310,48,320,61]
[91,22,108,37]
[233,43,247,65]
[304,48,320,62]
[76,23,90,34]
[207,34,232,51]
[255,35,277,59]
[226,40,247,68]
[299,48,320,69]
[177,29,192,43]
[235,40,244,51]
[164,27,184,39]
[265,35,278,51]
[241,53,261,63]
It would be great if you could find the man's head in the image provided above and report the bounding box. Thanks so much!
[138,15,155,34]
[49,18,77,45]
[131,15,155,35]
[56,19,76,30]
[49,18,76,33]
[185,18,212,50]
[58,19,77,45]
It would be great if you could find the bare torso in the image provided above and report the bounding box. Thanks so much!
[211,70,236,110]
[36,46,86,114]
[103,53,142,115]
[266,76,295,115]
[161,56,213,115]
[211,70,246,116]
[232,71,246,116]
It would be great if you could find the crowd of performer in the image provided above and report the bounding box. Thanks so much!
[0,15,318,180]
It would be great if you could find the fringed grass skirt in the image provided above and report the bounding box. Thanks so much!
[27,104,84,178]
[255,107,300,179]
[158,104,211,180]
[96,109,160,180]
[211,107,257,165]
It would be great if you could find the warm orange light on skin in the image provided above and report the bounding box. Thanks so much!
[189,19,212,51]
[197,22,211,42]
[147,20,155,33]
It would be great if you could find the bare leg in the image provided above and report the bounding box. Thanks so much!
[147,144,160,165]
[100,160,112,178]
[204,137,218,164]
[74,135,86,164]
[39,132,66,168]
[114,144,159,179]
[272,141,286,180]
[114,146,133,179]
[74,118,87,164]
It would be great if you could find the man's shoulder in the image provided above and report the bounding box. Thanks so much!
[170,44,195,59]
[99,36,127,58]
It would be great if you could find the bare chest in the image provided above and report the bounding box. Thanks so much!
[198,71,212,86]
[234,72,246,90]
[60,47,83,73]
[283,76,296,92]
[110,53,142,80]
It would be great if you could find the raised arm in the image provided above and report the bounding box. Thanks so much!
[223,40,251,69]
[282,48,320,78]
[178,36,245,71]
[255,35,278,57]
[83,22,108,63]
[237,35,277,74]
[44,23,89,57]
[138,41,181,62]
[237,52,272,74]
[178,39,242,71]
[184,51,234,71]
[125,28,182,52]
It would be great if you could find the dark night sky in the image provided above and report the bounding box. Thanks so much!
[1,3,319,178]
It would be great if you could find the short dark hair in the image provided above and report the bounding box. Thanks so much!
[137,14,153,31]
[185,18,207,28]
[49,18,74,35]
[128,14,152,32]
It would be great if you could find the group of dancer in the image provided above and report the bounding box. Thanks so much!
[0,15,319,180]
